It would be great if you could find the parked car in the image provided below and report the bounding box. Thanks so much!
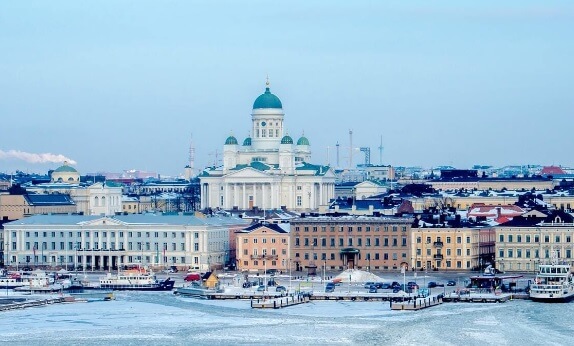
[447,280,456,286]
[265,269,278,275]
[391,281,401,289]
[242,282,252,288]
[184,273,201,282]
[368,285,378,293]
[325,283,335,293]
[256,285,266,292]
[364,281,375,289]
[380,283,392,289]
[275,285,286,292]
[427,281,438,288]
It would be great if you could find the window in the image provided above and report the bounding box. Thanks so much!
[457,237,462,244]
[508,235,513,242]
[384,238,389,246]
[296,196,302,206]
[517,235,522,243]
[526,235,531,243]
[507,249,513,258]
[555,235,561,243]
[330,238,335,247]
[446,237,451,244]
[366,238,371,246]
[375,238,380,246]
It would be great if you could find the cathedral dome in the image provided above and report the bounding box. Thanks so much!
[297,136,310,146]
[225,135,238,145]
[253,87,283,109]
[243,137,252,146]
[53,162,78,173]
[281,135,294,144]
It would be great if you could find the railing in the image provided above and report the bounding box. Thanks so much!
[433,254,444,260]
[250,255,278,260]
[433,241,443,248]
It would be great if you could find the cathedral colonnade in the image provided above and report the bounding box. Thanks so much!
[201,182,335,211]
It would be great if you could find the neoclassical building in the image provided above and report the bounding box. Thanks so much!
[200,82,336,211]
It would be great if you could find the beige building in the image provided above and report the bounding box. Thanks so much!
[429,179,555,192]
[0,194,77,221]
[235,223,290,272]
[411,227,495,271]
[290,216,413,273]
[495,210,574,272]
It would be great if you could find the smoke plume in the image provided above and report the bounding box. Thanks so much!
[0,150,77,165]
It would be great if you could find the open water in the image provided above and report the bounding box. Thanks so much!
[1,290,573,346]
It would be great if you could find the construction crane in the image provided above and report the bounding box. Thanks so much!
[360,147,371,166]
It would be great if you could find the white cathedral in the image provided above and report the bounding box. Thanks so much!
[199,81,336,211]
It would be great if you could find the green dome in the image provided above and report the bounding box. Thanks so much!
[243,137,252,146]
[297,136,310,146]
[281,135,293,144]
[225,135,238,145]
[253,87,283,109]
[54,163,78,173]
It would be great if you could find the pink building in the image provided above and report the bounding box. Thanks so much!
[235,223,290,273]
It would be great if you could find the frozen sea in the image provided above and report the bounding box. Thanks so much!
[1,291,574,346]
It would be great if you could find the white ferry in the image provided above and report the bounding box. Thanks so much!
[529,252,574,302]
[98,269,175,291]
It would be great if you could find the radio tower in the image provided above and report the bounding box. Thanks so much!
[189,133,195,173]
[184,133,196,181]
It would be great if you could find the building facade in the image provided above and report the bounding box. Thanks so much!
[2,214,248,271]
[290,216,413,273]
[410,226,495,272]
[495,211,574,272]
[199,82,336,211]
[235,222,290,272]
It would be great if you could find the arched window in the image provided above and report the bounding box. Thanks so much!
[94,196,99,207]
[102,196,106,206]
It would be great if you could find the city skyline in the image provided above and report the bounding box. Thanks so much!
[1,1,573,177]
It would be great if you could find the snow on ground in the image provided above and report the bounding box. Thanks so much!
[334,269,383,283]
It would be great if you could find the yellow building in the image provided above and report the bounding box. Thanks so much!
[495,210,574,272]
[411,226,495,271]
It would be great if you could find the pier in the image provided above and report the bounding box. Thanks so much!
[251,295,310,309]
[442,291,514,303]
[390,295,442,311]
[0,296,72,312]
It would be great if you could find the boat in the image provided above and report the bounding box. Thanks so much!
[13,271,64,293]
[98,268,175,291]
[0,272,27,289]
[174,281,216,298]
[529,251,574,302]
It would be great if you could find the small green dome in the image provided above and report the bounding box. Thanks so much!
[54,162,78,173]
[225,135,238,145]
[297,136,310,146]
[243,137,252,146]
[253,87,283,109]
[281,135,293,144]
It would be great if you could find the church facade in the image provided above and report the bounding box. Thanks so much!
[199,82,336,211]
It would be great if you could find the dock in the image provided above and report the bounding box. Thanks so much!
[251,295,310,309]
[0,296,72,312]
[390,295,442,311]
[442,291,513,303]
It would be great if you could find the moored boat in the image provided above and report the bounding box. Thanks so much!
[98,268,175,291]
[174,281,216,298]
[529,252,574,302]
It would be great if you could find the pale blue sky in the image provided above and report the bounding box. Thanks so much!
[1,1,573,176]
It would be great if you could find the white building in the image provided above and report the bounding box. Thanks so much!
[200,81,336,211]
[3,214,248,271]
[25,163,123,216]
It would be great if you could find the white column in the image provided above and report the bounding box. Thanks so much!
[269,182,279,209]
[242,183,246,209]
[233,183,238,208]
[262,183,266,210]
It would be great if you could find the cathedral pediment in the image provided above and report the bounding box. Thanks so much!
[223,167,271,179]
[78,217,126,226]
